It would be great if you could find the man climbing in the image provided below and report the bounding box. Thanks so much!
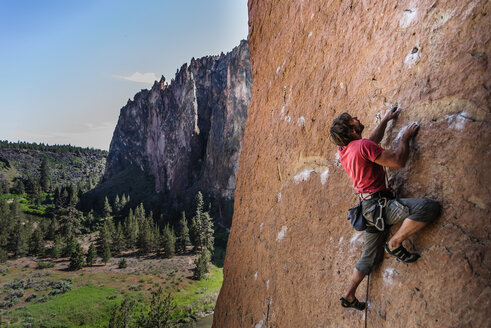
[329,108,441,311]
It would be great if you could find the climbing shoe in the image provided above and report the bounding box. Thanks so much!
[385,243,420,263]
[340,297,366,311]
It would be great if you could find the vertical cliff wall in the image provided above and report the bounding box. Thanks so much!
[214,1,490,327]
[105,41,252,205]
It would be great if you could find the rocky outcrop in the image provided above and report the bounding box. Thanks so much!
[214,1,490,327]
[105,41,252,205]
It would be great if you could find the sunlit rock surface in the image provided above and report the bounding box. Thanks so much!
[214,1,490,327]
[105,41,252,205]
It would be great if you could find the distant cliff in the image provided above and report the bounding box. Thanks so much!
[214,1,490,327]
[105,40,252,217]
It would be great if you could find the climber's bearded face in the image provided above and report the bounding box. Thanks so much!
[349,116,364,136]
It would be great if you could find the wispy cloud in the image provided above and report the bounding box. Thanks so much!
[112,72,158,84]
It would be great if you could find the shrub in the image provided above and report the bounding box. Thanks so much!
[7,289,25,299]
[25,294,38,302]
[118,258,128,269]
[48,279,71,296]
[36,261,55,269]
[5,279,25,289]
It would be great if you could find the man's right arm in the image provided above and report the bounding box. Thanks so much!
[374,123,419,169]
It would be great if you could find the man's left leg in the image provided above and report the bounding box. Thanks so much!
[342,230,387,310]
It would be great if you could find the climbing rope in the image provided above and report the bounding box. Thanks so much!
[364,274,370,328]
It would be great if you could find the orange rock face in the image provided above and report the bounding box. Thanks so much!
[214,1,490,327]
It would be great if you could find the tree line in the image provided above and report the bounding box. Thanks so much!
[0,191,215,280]
[0,140,108,155]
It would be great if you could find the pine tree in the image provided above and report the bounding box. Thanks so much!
[137,217,153,255]
[200,212,214,253]
[12,178,25,194]
[8,220,29,257]
[192,249,211,280]
[0,199,10,252]
[190,192,204,249]
[112,222,126,255]
[46,216,59,241]
[68,183,78,207]
[108,297,135,328]
[176,211,190,254]
[97,221,112,257]
[86,210,96,231]
[69,241,85,270]
[161,224,176,258]
[28,228,45,257]
[103,196,112,218]
[136,287,175,328]
[50,235,62,258]
[86,244,97,266]
[64,235,78,257]
[124,209,139,248]
[134,203,145,222]
[102,243,111,265]
[121,194,129,211]
[113,195,122,215]
[39,157,52,192]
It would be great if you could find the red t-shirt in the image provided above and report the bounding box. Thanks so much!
[338,139,388,194]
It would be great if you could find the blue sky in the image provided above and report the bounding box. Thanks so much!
[0,0,248,150]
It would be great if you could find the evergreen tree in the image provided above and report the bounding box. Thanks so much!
[86,210,96,231]
[102,243,111,265]
[108,297,135,328]
[12,178,25,194]
[57,206,82,239]
[103,196,112,217]
[0,248,7,263]
[0,181,8,194]
[8,220,29,257]
[134,203,145,222]
[64,235,78,257]
[0,199,10,252]
[121,194,129,211]
[124,209,139,248]
[113,195,122,215]
[39,157,52,192]
[161,224,176,258]
[112,222,126,255]
[137,217,154,254]
[136,287,175,328]
[176,211,190,254]
[189,192,204,249]
[192,249,211,280]
[67,183,79,207]
[50,235,63,258]
[69,241,85,270]
[28,228,45,257]
[97,221,112,257]
[86,244,97,266]
[200,212,214,253]
[46,217,59,241]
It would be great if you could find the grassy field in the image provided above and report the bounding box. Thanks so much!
[0,255,222,327]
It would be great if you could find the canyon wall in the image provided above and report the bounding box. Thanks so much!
[105,41,251,206]
[214,1,490,327]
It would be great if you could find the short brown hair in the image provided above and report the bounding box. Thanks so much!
[330,113,353,146]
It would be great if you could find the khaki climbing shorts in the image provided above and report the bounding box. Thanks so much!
[355,198,441,275]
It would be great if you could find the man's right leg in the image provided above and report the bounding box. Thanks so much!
[387,219,427,249]
[385,198,441,254]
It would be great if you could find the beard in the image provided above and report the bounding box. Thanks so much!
[354,123,364,134]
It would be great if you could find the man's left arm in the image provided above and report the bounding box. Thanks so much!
[368,107,401,144]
